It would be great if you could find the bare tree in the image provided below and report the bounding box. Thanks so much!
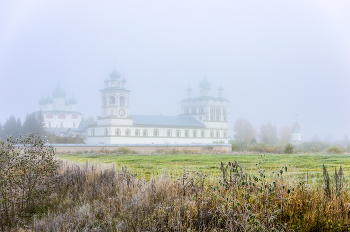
[259,122,278,145]
[279,127,291,144]
[233,118,257,144]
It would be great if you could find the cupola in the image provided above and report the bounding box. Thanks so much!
[52,84,66,98]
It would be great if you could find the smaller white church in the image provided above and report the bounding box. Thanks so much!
[86,68,230,144]
[289,126,302,146]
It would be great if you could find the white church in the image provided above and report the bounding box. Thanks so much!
[85,68,230,144]
[38,85,86,137]
[289,126,302,146]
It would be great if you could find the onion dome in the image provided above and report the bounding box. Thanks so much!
[69,96,77,104]
[39,96,46,105]
[121,78,126,83]
[52,84,66,98]
[45,95,53,104]
[65,99,70,105]
[218,86,224,91]
[109,68,121,79]
[199,79,211,90]
[104,77,109,83]
[187,86,192,92]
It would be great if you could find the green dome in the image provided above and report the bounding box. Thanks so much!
[109,68,121,79]
[52,84,66,98]
[45,95,53,104]
[199,79,211,90]
[39,96,46,105]
[69,96,77,104]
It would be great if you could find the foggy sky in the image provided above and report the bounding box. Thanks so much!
[1,0,349,141]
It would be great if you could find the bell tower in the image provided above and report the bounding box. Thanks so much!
[100,68,130,118]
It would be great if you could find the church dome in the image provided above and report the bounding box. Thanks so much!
[109,68,121,79]
[69,96,77,104]
[292,127,301,133]
[104,78,109,83]
[218,86,224,91]
[39,96,46,105]
[199,79,211,90]
[121,78,126,83]
[187,86,192,92]
[52,84,66,98]
[45,95,53,104]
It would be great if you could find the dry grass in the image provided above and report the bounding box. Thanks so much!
[5,159,349,231]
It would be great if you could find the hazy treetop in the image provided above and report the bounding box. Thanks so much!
[0,0,349,140]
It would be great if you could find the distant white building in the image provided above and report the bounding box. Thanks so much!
[86,68,230,144]
[289,126,302,146]
[38,84,86,137]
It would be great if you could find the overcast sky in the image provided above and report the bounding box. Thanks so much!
[1,0,349,141]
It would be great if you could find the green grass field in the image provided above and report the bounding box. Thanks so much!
[58,153,350,183]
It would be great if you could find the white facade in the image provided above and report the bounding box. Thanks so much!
[290,126,302,145]
[86,70,230,144]
[39,84,84,135]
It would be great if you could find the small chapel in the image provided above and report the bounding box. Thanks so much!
[86,68,230,144]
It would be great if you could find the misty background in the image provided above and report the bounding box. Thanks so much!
[0,0,349,142]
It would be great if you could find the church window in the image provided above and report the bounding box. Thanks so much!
[115,129,120,136]
[167,130,172,137]
[125,129,131,136]
[135,129,140,136]
[216,108,221,114]
[201,130,205,137]
[223,108,227,115]
[210,131,214,137]
[102,96,106,107]
[200,107,204,113]
[60,122,63,127]
[211,108,214,114]
[48,122,51,127]
[211,115,214,120]
[119,96,125,106]
[154,129,159,137]
[184,108,189,114]
[58,113,66,119]
[223,131,227,138]
[223,116,226,121]
[103,110,105,116]
[192,108,196,114]
[91,129,95,136]
[109,96,116,105]
[176,130,181,137]
[72,114,78,119]
[185,130,189,137]
[46,113,53,118]
[143,129,148,136]
[193,130,197,137]
[206,115,208,120]
[216,131,220,138]
[104,128,108,135]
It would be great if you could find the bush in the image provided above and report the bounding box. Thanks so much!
[0,133,59,229]
[327,146,344,154]
[284,143,294,154]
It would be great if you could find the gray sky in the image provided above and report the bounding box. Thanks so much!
[1,0,349,141]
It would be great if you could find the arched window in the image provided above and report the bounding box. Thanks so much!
[201,130,205,137]
[91,129,95,136]
[135,129,140,136]
[72,114,78,119]
[193,130,197,137]
[109,96,116,105]
[216,131,220,138]
[185,130,189,137]
[176,130,181,137]
[143,129,148,136]
[223,131,227,138]
[46,113,53,118]
[102,96,106,107]
[154,129,159,137]
[119,96,125,106]
[115,129,120,136]
[104,128,108,135]
[210,131,214,138]
[58,113,66,119]
[167,129,172,137]
[125,129,131,136]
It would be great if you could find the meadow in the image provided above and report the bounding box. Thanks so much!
[59,152,350,183]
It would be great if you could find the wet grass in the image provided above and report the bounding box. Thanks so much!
[59,153,350,182]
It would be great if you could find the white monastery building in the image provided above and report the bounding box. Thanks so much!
[38,85,86,137]
[86,68,230,144]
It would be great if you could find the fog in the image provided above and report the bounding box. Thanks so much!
[1,0,349,141]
